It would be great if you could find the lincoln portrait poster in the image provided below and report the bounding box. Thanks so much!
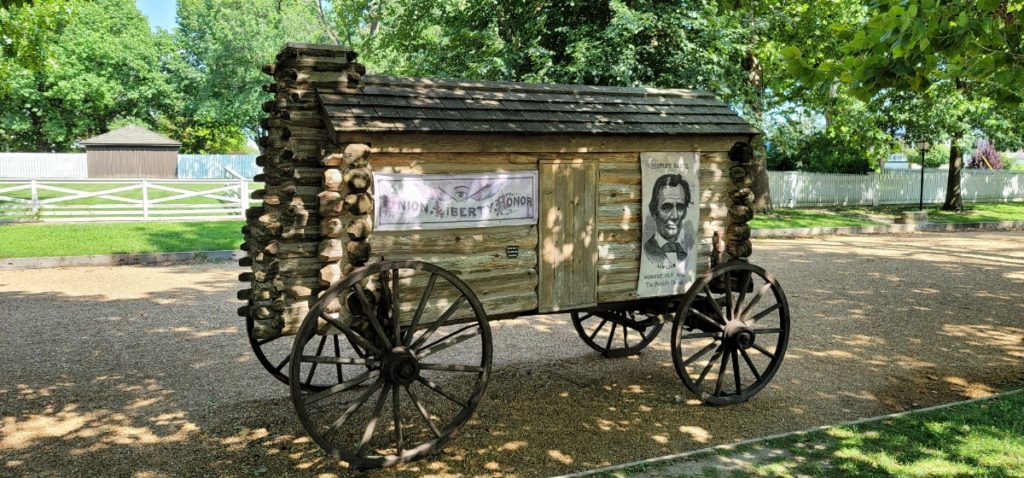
[638,152,699,298]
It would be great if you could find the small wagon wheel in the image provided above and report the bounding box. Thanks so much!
[290,260,492,469]
[570,308,665,358]
[246,316,368,392]
[671,262,790,406]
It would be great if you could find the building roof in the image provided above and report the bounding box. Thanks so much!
[81,125,181,147]
[318,75,758,136]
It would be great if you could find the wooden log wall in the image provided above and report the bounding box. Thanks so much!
[239,43,366,339]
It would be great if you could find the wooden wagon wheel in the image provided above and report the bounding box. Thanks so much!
[246,317,370,392]
[570,308,665,358]
[290,260,492,469]
[671,262,790,406]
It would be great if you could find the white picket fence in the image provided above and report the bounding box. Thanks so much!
[768,169,1024,208]
[0,179,249,222]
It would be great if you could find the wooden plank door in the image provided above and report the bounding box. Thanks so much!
[538,160,598,311]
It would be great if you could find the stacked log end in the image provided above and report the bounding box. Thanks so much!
[238,43,367,339]
[725,142,755,260]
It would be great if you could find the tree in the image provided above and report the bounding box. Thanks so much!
[0,0,174,151]
[784,0,1024,210]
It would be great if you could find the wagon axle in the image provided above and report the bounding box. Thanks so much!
[381,347,420,386]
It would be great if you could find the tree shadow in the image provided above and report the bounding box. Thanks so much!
[0,231,1022,476]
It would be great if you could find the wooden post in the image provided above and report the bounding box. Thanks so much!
[239,179,249,217]
[29,179,38,216]
[142,179,150,220]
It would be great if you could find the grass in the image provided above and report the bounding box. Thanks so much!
[0,221,244,258]
[751,202,1024,230]
[611,390,1024,477]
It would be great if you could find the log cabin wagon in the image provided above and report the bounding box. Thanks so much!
[239,43,791,469]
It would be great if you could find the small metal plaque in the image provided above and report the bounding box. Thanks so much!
[506,245,519,259]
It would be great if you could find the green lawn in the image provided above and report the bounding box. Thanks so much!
[751,202,1024,229]
[0,221,244,258]
[612,390,1024,477]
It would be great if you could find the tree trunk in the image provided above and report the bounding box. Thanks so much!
[941,135,963,211]
[742,48,773,213]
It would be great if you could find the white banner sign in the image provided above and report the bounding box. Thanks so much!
[638,152,700,298]
[374,171,539,231]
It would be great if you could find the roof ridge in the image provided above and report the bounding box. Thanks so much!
[360,75,715,99]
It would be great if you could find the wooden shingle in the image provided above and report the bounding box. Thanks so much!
[316,75,758,136]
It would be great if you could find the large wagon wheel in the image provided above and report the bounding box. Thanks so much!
[290,260,492,469]
[246,317,368,392]
[570,307,666,358]
[671,262,790,406]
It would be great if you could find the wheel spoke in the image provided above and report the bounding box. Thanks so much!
[405,385,442,439]
[740,282,774,321]
[301,355,373,365]
[415,376,469,408]
[747,303,783,324]
[304,335,328,386]
[410,295,468,350]
[695,348,724,387]
[605,323,618,353]
[274,355,290,373]
[714,348,731,396]
[256,334,281,346]
[690,308,725,331]
[391,269,402,345]
[740,348,762,381]
[333,334,343,383]
[588,319,608,341]
[702,284,727,323]
[356,383,392,454]
[321,312,383,357]
[753,327,783,335]
[354,282,393,350]
[403,273,438,346]
[325,377,384,434]
[416,327,480,360]
[732,348,742,395]
[735,271,753,318]
[681,331,720,340]
[724,271,734,321]
[392,385,403,456]
[307,370,374,404]
[681,341,719,367]
[622,324,629,348]
[419,362,484,373]
[751,342,776,360]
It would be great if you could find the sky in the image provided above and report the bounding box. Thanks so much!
[136,0,177,31]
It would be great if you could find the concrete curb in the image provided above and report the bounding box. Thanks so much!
[0,250,244,270]
[751,220,1024,238]
[554,388,1024,478]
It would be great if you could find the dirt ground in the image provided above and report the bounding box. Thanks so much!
[2,231,1023,478]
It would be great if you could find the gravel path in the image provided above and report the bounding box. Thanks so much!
[2,231,1023,477]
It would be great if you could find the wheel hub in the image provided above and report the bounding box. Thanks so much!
[724,320,755,349]
[382,347,420,385]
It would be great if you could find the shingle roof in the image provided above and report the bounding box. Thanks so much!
[81,125,181,147]
[318,75,758,135]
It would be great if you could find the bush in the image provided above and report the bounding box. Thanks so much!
[767,131,873,174]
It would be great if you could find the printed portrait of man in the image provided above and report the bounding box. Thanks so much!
[642,173,696,270]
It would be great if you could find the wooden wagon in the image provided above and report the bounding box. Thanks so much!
[239,43,791,469]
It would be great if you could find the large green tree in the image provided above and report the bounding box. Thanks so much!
[784,0,1024,210]
[0,0,173,151]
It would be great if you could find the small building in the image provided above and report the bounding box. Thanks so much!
[81,125,180,178]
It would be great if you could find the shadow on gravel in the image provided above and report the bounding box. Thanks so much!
[1,232,1023,477]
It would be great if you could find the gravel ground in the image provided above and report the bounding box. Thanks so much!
[2,231,1023,478]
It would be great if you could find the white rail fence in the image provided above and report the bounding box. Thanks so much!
[0,179,249,222]
[768,170,1024,208]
